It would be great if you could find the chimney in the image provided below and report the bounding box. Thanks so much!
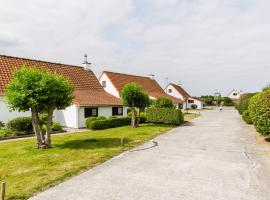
[82,54,91,70]
[148,73,155,80]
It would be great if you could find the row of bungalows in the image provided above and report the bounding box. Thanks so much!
[0,54,204,128]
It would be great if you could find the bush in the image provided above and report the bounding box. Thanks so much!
[0,121,5,129]
[249,89,270,135]
[154,97,174,108]
[85,116,106,128]
[242,110,253,124]
[223,97,234,106]
[88,117,131,130]
[191,104,197,109]
[51,122,63,132]
[237,93,256,115]
[6,117,33,133]
[146,108,184,125]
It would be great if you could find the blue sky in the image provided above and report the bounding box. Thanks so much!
[0,0,269,96]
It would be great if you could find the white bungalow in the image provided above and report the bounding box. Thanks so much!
[99,71,184,108]
[164,83,204,109]
[227,89,243,101]
[0,55,127,128]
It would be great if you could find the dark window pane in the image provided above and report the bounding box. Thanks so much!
[85,107,98,118]
[112,107,123,116]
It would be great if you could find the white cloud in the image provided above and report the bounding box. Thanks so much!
[0,0,269,95]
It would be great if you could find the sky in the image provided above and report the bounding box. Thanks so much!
[0,0,270,96]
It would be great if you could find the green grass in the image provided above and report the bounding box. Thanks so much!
[0,124,172,200]
[184,113,200,121]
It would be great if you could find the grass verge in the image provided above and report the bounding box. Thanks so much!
[0,124,172,200]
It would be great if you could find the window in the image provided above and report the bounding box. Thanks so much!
[188,99,194,103]
[112,107,123,116]
[102,81,106,87]
[168,89,172,93]
[178,104,183,109]
[85,107,98,118]
[233,92,237,96]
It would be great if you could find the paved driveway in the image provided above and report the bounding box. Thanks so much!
[30,108,270,200]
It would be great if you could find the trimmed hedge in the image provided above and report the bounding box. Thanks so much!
[248,89,270,135]
[88,117,131,130]
[146,108,184,125]
[237,93,256,115]
[85,116,106,128]
[6,117,33,133]
[51,122,63,132]
[242,110,253,124]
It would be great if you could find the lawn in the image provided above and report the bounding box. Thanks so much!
[0,124,172,200]
[184,113,200,121]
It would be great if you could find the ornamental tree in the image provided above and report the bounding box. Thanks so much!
[121,83,149,127]
[154,96,174,108]
[6,66,74,149]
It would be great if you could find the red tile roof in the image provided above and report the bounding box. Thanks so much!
[0,55,121,106]
[170,83,191,99]
[103,71,184,104]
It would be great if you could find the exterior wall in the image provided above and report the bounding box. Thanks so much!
[228,90,243,99]
[0,97,31,123]
[99,73,120,98]
[54,104,78,128]
[164,85,184,100]
[185,98,204,109]
[78,106,128,128]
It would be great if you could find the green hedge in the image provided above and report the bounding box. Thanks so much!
[249,89,270,135]
[85,116,106,128]
[6,117,33,133]
[242,110,253,124]
[237,93,256,115]
[146,108,184,125]
[0,121,5,129]
[88,117,131,130]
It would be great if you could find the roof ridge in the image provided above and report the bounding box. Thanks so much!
[0,54,83,69]
[103,70,151,79]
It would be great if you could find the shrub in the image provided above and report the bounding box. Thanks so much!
[154,97,174,108]
[191,104,197,109]
[146,108,184,125]
[51,122,63,132]
[223,97,234,106]
[85,116,106,128]
[237,93,256,115]
[242,110,253,124]
[0,121,5,129]
[7,117,33,133]
[249,89,270,135]
[88,117,131,130]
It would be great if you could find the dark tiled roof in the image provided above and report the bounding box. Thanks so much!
[0,55,121,106]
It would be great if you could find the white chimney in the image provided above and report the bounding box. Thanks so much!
[148,73,155,80]
[82,54,91,70]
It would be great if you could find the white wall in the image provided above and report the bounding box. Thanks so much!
[99,73,120,98]
[228,90,242,99]
[78,106,128,128]
[0,98,31,123]
[164,85,185,100]
[54,105,78,128]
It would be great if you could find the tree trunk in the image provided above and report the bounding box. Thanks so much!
[131,100,137,128]
[45,106,54,148]
[136,108,141,127]
[31,107,44,149]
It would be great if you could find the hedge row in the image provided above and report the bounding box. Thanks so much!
[5,115,62,134]
[87,117,131,130]
[248,89,270,135]
[237,93,256,115]
[146,108,184,125]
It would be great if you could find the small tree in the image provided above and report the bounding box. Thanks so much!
[121,83,148,128]
[6,66,74,149]
[136,92,150,126]
[154,96,174,108]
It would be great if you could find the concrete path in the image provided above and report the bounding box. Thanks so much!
[30,108,270,200]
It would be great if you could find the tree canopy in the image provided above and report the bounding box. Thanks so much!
[6,66,74,149]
